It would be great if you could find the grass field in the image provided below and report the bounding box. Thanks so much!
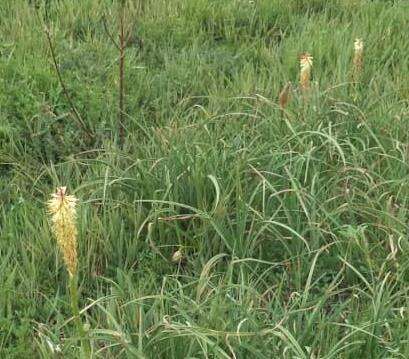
[1,0,409,357]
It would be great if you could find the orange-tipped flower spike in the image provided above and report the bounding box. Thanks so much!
[300,53,313,92]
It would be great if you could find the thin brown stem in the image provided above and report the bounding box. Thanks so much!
[102,14,120,50]
[118,6,126,146]
[44,27,93,140]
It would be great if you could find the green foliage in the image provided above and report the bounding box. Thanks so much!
[1,0,409,357]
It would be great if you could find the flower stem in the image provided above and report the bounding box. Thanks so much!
[69,274,91,358]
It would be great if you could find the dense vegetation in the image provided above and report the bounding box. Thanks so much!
[1,0,409,357]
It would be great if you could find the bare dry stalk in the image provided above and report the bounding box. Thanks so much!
[102,2,137,147]
[118,4,126,146]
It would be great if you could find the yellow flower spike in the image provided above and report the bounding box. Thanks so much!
[48,186,78,277]
[48,187,91,356]
[299,52,313,92]
[353,38,364,79]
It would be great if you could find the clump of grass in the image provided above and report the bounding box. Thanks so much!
[2,0,409,357]
[47,187,90,357]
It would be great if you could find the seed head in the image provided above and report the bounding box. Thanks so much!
[171,249,183,263]
[47,187,78,277]
[300,53,313,91]
[279,81,292,110]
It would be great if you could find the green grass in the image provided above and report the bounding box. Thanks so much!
[1,0,409,357]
